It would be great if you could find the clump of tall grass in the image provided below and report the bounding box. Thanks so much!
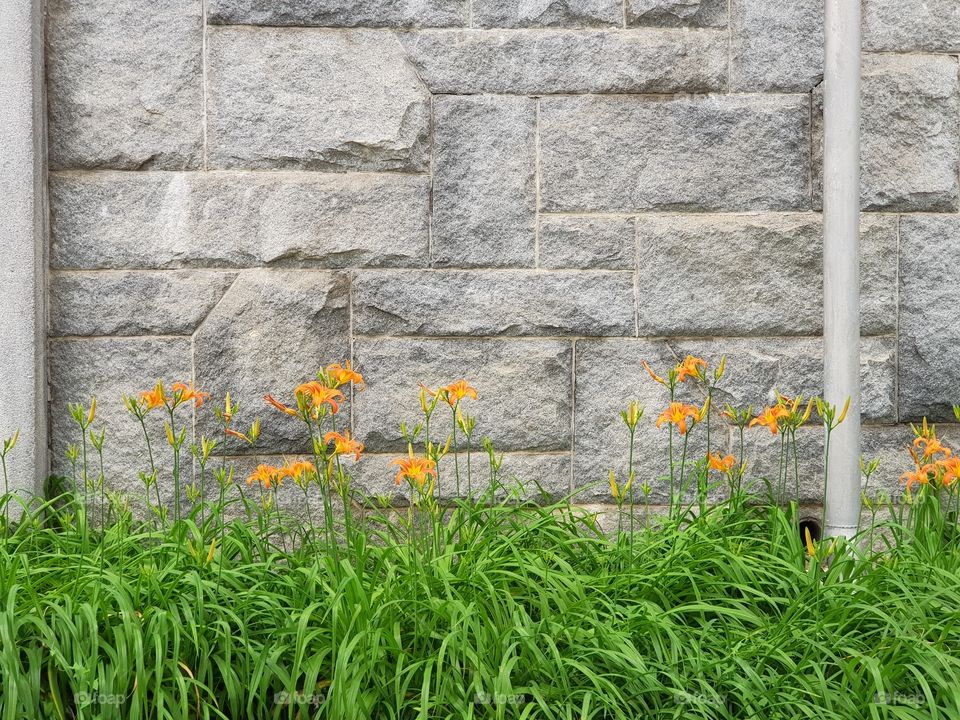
[0,357,959,719]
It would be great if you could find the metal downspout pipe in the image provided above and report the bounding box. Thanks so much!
[822,0,862,539]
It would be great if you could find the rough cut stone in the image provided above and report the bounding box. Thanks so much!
[207,28,430,171]
[743,425,916,504]
[208,0,467,26]
[399,29,727,94]
[539,216,635,270]
[49,172,430,269]
[572,340,710,503]
[899,215,960,421]
[50,271,237,337]
[352,338,573,454]
[540,95,810,213]
[863,0,960,52]
[669,337,897,424]
[48,338,193,491]
[627,0,727,28]
[194,270,350,453]
[813,54,960,212]
[353,270,636,336]
[348,452,571,505]
[432,96,536,268]
[473,0,621,27]
[46,0,203,170]
[729,0,822,92]
[636,213,897,336]
[573,337,896,501]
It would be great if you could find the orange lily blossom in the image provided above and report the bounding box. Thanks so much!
[281,460,316,484]
[942,456,960,487]
[442,380,478,406]
[655,402,700,435]
[172,382,210,408]
[295,381,344,415]
[914,435,951,460]
[326,361,365,389]
[749,406,790,435]
[139,382,167,411]
[392,453,437,487]
[248,464,284,490]
[676,355,707,383]
[901,464,934,491]
[324,430,364,461]
[708,452,736,473]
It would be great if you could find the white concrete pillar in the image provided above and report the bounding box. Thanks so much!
[0,0,47,506]
[822,0,862,539]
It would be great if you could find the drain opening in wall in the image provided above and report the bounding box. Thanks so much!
[798,517,822,544]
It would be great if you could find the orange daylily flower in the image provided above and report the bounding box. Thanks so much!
[901,447,935,491]
[708,452,736,473]
[281,460,316,484]
[675,355,707,383]
[247,464,284,490]
[942,456,960,487]
[749,406,790,435]
[442,380,478,407]
[295,381,345,415]
[171,382,210,408]
[913,435,951,460]
[901,464,934,491]
[391,453,437,487]
[326,361,365,389]
[655,402,700,435]
[324,430,364,461]
[264,394,299,417]
[139,382,167,411]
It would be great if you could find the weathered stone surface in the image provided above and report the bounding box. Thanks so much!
[432,96,536,268]
[194,270,350,452]
[744,425,926,504]
[399,29,727,94]
[50,271,237,337]
[353,270,636,336]
[539,216,635,270]
[813,54,960,212]
[572,340,711,503]
[49,172,430,269]
[48,338,193,492]
[669,337,897,424]
[474,0,621,27]
[636,213,897,336]
[208,0,467,26]
[899,215,960,421]
[627,0,727,28]
[540,95,810,213]
[352,338,573,453]
[572,337,896,500]
[207,28,430,171]
[863,0,960,52]
[46,0,203,170]
[347,452,571,504]
[729,0,822,92]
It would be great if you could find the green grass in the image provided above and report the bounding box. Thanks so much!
[1,479,959,720]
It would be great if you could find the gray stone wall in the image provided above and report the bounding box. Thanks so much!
[44,0,960,507]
